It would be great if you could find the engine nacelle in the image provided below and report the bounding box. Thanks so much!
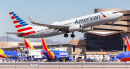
[79,27,93,32]
[57,31,63,34]
[69,25,81,32]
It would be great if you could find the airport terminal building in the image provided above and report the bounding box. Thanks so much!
[70,8,130,58]
[0,8,130,59]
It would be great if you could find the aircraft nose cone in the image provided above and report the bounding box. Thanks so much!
[116,55,119,59]
[116,55,121,59]
[118,13,124,17]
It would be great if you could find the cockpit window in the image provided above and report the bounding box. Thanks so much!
[119,54,122,55]
[113,12,118,14]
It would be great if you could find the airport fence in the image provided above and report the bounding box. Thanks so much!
[0,62,130,69]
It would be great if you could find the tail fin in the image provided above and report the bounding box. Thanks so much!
[42,38,55,59]
[126,35,130,51]
[9,12,36,37]
[100,48,104,54]
[42,38,50,52]
[24,38,35,50]
[16,49,21,55]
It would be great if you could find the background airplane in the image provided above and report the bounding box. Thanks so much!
[0,49,25,61]
[24,38,46,60]
[8,11,123,38]
[41,38,72,62]
[116,35,130,62]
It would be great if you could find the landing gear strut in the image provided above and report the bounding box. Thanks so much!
[64,33,68,37]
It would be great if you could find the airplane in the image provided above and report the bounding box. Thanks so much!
[24,38,46,60]
[8,11,123,38]
[41,38,72,62]
[0,49,25,61]
[116,35,130,62]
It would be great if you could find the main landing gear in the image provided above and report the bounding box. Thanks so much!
[64,33,68,37]
[64,32,75,38]
[71,33,75,38]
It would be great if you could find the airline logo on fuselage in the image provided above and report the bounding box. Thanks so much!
[63,14,103,26]
[101,13,106,18]
[59,52,68,55]
[75,15,101,24]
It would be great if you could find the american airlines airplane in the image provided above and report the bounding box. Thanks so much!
[8,11,123,38]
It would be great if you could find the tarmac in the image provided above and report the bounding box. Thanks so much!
[0,62,130,69]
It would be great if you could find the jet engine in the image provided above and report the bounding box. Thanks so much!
[69,25,82,32]
[69,25,93,32]
[79,27,93,32]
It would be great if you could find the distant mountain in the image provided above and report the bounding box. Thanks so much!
[31,39,62,44]
[0,36,22,42]
[0,36,62,44]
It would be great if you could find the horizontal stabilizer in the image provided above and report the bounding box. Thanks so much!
[5,32,24,35]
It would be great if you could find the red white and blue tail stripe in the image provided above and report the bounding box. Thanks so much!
[9,12,36,37]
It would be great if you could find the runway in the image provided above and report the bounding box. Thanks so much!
[0,62,130,69]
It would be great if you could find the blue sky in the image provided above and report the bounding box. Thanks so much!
[0,0,129,42]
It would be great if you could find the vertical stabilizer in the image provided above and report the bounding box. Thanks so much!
[42,38,55,59]
[24,38,35,50]
[9,12,36,37]
[126,35,130,51]
[42,38,50,52]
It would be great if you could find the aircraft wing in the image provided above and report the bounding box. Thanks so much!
[28,17,69,29]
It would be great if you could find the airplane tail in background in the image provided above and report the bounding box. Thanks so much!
[42,38,50,52]
[0,49,9,59]
[24,38,35,50]
[100,48,104,54]
[16,49,20,54]
[9,12,36,37]
[42,38,55,59]
[126,35,130,51]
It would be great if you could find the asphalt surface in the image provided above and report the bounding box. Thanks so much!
[0,62,130,69]
[0,62,130,65]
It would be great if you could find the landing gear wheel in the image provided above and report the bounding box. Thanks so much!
[64,34,68,37]
[71,34,75,38]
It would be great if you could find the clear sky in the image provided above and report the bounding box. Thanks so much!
[0,0,129,42]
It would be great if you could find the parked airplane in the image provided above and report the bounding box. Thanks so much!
[116,35,130,62]
[0,49,25,61]
[41,38,72,62]
[24,38,46,60]
[8,11,123,38]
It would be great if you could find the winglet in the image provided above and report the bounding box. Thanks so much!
[28,16,35,23]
